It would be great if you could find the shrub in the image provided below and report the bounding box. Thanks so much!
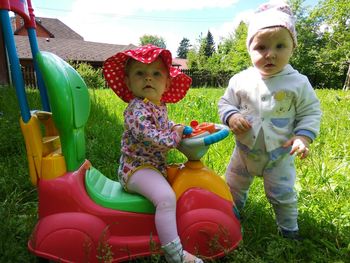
[71,62,105,89]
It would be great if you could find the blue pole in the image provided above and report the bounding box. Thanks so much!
[28,28,50,111]
[0,9,30,122]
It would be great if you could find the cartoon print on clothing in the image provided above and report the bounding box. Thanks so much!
[272,90,295,115]
[118,98,181,189]
[270,90,295,134]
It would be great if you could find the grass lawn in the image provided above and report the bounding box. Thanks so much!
[0,87,349,262]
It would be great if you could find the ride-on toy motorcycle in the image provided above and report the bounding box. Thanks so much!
[20,52,242,262]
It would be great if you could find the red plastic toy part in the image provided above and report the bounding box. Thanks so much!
[177,188,242,258]
[184,120,216,138]
[0,0,36,28]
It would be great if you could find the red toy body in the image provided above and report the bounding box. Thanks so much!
[28,160,241,262]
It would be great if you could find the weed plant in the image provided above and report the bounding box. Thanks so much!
[0,87,349,262]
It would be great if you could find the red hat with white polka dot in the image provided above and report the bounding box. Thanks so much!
[103,44,192,103]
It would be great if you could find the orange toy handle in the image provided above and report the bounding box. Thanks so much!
[184,120,216,138]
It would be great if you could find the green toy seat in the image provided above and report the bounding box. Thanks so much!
[85,167,155,214]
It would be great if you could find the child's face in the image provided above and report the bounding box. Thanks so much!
[125,58,171,103]
[249,27,294,78]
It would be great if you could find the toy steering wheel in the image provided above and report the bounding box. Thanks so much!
[182,122,229,147]
[178,121,230,160]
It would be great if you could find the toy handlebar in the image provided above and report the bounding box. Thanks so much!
[181,123,229,147]
[203,124,230,145]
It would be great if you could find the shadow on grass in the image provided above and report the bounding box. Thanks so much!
[221,197,350,263]
[85,89,124,179]
[0,87,41,262]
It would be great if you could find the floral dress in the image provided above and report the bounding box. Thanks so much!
[118,98,181,190]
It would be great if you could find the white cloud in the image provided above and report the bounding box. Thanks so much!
[61,0,242,54]
[210,10,252,46]
[35,0,248,55]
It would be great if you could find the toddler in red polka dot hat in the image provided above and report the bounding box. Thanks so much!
[103,45,202,263]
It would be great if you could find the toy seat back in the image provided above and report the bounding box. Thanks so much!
[36,51,90,171]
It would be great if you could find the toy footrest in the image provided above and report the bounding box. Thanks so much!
[85,167,155,214]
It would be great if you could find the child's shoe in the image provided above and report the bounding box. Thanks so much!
[162,237,183,263]
[279,229,303,241]
[162,237,203,263]
[183,250,203,263]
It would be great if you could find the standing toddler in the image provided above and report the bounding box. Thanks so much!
[218,1,322,239]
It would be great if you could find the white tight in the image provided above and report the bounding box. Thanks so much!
[127,168,179,245]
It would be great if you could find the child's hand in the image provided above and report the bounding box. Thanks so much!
[228,114,252,135]
[171,124,185,136]
[283,135,311,159]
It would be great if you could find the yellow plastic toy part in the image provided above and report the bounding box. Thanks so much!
[168,161,233,202]
[20,111,66,185]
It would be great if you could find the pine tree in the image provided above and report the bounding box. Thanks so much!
[176,38,191,58]
[204,31,215,57]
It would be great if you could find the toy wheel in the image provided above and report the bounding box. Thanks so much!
[177,208,241,259]
[28,213,108,263]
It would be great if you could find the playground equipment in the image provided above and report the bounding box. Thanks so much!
[1,1,242,262]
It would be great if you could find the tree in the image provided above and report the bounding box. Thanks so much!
[187,23,250,73]
[139,35,166,48]
[218,21,251,73]
[204,31,215,57]
[176,38,191,58]
[187,33,208,70]
[186,49,199,70]
[310,0,350,88]
[197,31,216,59]
[288,0,321,86]
[289,0,350,88]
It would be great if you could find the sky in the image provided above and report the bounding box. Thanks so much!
[29,0,319,56]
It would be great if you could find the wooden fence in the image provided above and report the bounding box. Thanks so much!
[20,64,350,90]
[20,63,235,88]
[22,64,37,87]
[181,69,233,88]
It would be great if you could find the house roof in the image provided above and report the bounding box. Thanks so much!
[172,58,189,70]
[11,16,84,40]
[12,16,187,69]
[34,17,84,40]
[12,16,137,63]
[15,35,137,63]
